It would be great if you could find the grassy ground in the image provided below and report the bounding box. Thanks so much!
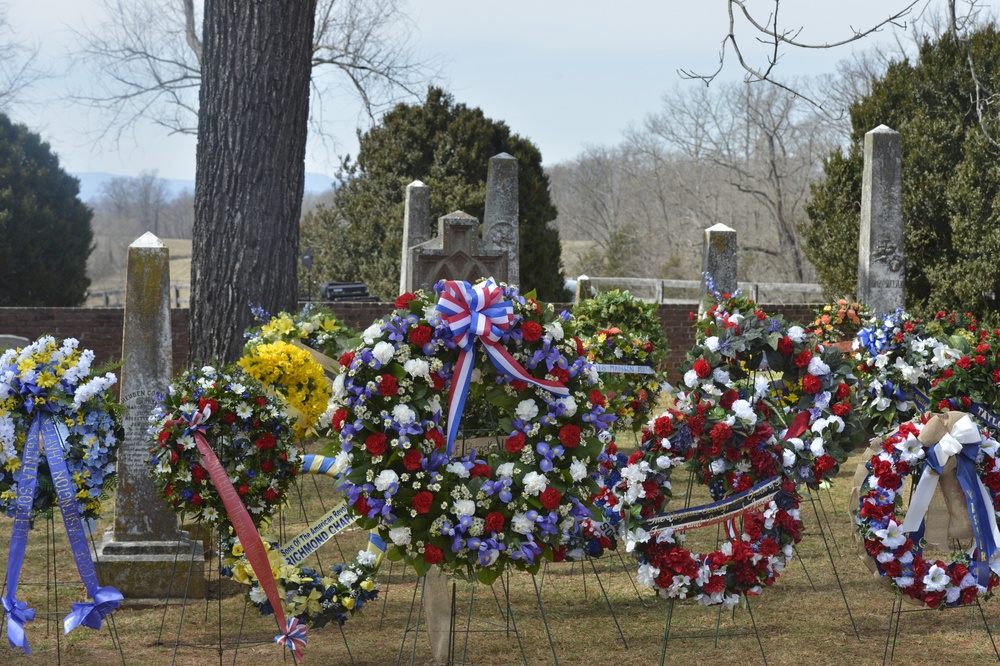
[2,448,1000,666]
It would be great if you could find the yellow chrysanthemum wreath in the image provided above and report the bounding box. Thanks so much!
[239,341,331,439]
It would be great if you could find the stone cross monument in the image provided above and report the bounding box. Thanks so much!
[94,233,204,598]
[858,125,905,316]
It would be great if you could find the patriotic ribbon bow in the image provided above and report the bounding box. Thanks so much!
[64,585,124,633]
[436,278,569,456]
[275,617,308,662]
[2,597,35,654]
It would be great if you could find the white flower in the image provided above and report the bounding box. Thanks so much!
[731,399,756,424]
[807,357,830,377]
[753,375,771,399]
[558,396,577,417]
[363,323,383,345]
[427,395,442,415]
[710,459,728,475]
[683,370,699,388]
[511,513,533,534]
[250,586,268,604]
[497,462,516,478]
[894,356,921,383]
[392,404,416,425]
[522,471,548,495]
[373,341,395,365]
[932,345,962,369]
[655,455,674,469]
[787,326,806,343]
[713,368,730,385]
[624,527,651,552]
[403,358,430,379]
[809,438,826,457]
[331,374,347,400]
[374,470,398,492]
[388,527,411,546]
[452,499,476,516]
[874,520,908,549]
[813,391,831,409]
[705,336,720,352]
[636,563,660,587]
[357,550,377,567]
[339,570,359,586]
[332,451,352,475]
[446,462,470,478]
[570,460,588,481]
[515,399,539,421]
[201,365,217,377]
[922,564,949,593]
[544,321,564,340]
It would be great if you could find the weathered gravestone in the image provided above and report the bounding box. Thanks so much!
[401,153,519,293]
[398,154,522,665]
[94,233,204,598]
[702,223,738,297]
[857,125,905,316]
[0,334,29,350]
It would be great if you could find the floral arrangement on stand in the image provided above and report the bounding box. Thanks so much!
[326,278,614,584]
[573,289,669,368]
[239,340,331,440]
[582,327,662,431]
[247,303,357,359]
[853,309,962,435]
[852,413,1000,607]
[148,364,299,529]
[810,298,873,345]
[0,336,121,519]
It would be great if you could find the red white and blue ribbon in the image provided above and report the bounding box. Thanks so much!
[3,414,123,654]
[435,278,569,456]
[167,406,307,662]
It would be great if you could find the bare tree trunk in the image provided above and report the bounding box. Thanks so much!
[190,0,318,364]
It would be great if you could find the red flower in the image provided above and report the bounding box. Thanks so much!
[423,544,444,564]
[540,487,562,510]
[238,484,249,496]
[412,491,433,514]
[992,369,1000,385]
[709,422,732,452]
[550,367,570,384]
[260,460,274,473]
[704,575,726,594]
[793,350,812,368]
[198,397,219,415]
[693,359,712,378]
[255,433,276,450]
[157,429,171,447]
[190,494,203,506]
[589,389,606,408]
[815,454,836,474]
[510,379,528,392]
[192,464,206,482]
[506,432,526,453]
[573,336,586,357]
[426,429,445,450]
[395,292,417,309]
[485,512,505,533]
[264,488,278,502]
[559,424,581,448]
[521,321,543,342]
[354,495,370,516]
[366,433,388,457]
[777,336,793,356]
[339,351,355,368]
[832,402,851,417]
[409,325,433,347]
[471,463,492,478]
[430,372,445,391]
[379,375,399,397]
[957,356,973,370]
[653,416,673,438]
[331,408,348,432]
[835,383,851,400]
[223,412,236,424]
[801,374,823,394]
[403,449,423,471]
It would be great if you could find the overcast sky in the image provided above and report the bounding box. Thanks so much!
[7,0,990,180]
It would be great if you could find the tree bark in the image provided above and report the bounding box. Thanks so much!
[190,0,317,364]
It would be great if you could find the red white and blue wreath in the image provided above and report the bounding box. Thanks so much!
[854,413,1000,607]
[0,337,123,654]
[326,278,614,584]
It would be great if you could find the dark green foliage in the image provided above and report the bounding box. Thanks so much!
[0,115,93,306]
[805,27,1000,321]
[314,87,568,301]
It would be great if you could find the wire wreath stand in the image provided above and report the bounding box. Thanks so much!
[150,463,357,666]
[0,514,127,665]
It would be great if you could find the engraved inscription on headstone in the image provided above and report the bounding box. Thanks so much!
[858,125,905,316]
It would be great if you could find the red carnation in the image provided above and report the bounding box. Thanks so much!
[260,460,275,473]
[992,369,1000,385]
[379,375,399,397]
[366,433,388,457]
[815,454,836,474]
[426,429,445,450]
[521,321,543,342]
[559,424,581,448]
[471,463,492,478]
[975,355,987,366]
[223,412,236,424]
[957,356,973,370]
[190,494,203,506]
[835,383,851,400]
[191,464,206,482]
[550,367,570,384]
[255,433,276,450]
[540,487,562,510]
[693,358,712,378]
[506,432,526,453]
[653,416,674,438]
[409,325,433,347]
[395,292,417,309]
[238,484,249,496]
[573,336,586,357]
[793,350,812,368]
[832,401,851,417]
[511,379,528,392]
[423,544,444,564]
[709,422,732,450]
[801,374,823,394]
[485,512,505,533]
[158,429,171,447]
[403,449,423,471]
[589,389,606,408]
[339,351,355,368]
[777,336,793,355]
[430,372,445,391]
[331,408,348,432]
[412,491,433,514]
[264,488,278,502]
[354,495,370,516]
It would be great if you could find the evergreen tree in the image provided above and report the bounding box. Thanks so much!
[0,115,92,306]
[805,27,1000,320]
[319,87,568,301]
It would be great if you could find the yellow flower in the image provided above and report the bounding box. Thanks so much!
[360,579,375,592]
[342,597,355,610]
[5,457,21,472]
[293,588,323,616]
[232,543,244,557]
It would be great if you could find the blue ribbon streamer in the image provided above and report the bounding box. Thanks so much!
[3,417,42,653]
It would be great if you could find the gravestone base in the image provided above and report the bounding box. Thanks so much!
[94,533,206,600]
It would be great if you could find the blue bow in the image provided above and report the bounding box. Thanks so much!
[3,596,35,654]
[64,585,124,633]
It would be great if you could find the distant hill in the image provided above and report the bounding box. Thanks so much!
[73,171,337,203]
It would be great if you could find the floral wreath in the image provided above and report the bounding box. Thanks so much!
[810,298,873,345]
[852,413,1000,608]
[0,336,121,520]
[247,303,357,359]
[148,364,299,528]
[222,455,381,629]
[582,327,662,431]
[327,278,614,584]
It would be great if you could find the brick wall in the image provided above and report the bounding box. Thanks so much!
[0,302,819,381]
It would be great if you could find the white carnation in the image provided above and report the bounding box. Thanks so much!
[522,471,547,495]
[373,341,395,365]
[515,399,539,421]
[388,527,411,546]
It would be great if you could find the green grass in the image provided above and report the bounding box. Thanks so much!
[2,449,1000,665]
